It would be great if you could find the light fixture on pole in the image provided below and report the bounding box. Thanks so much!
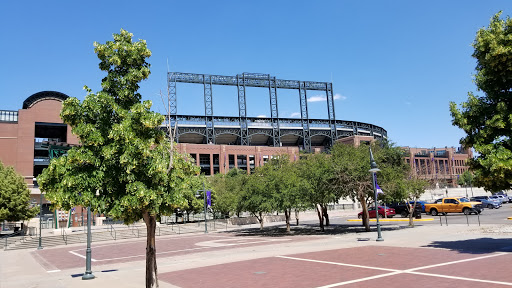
[369,147,383,242]
[82,206,94,280]
[36,178,43,250]
[195,181,208,233]
[83,189,98,280]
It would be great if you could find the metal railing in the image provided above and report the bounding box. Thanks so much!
[109,225,117,240]
[61,228,68,245]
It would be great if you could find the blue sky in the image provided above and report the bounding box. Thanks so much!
[1,1,511,148]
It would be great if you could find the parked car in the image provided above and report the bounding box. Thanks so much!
[425,197,483,215]
[409,200,427,213]
[385,203,422,218]
[358,206,396,219]
[495,193,510,203]
[470,196,501,209]
[491,195,508,204]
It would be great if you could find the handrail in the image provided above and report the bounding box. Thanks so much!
[109,224,116,240]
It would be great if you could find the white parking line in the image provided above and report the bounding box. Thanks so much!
[276,255,399,272]
[277,252,512,287]
[47,270,61,273]
[69,250,97,262]
[80,238,289,262]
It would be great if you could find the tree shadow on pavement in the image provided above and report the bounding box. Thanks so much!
[422,238,512,254]
[222,223,406,237]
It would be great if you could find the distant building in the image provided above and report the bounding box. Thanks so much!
[402,146,473,187]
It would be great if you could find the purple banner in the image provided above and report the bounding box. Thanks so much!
[206,190,211,208]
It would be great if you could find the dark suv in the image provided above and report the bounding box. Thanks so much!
[385,203,422,218]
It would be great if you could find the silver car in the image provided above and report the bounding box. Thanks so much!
[470,196,501,209]
[491,195,507,204]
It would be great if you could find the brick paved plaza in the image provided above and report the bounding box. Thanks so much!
[2,218,512,288]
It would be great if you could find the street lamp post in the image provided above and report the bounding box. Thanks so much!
[82,206,95,280]
[195,181,208,233]
[38,189,43,250]
[369,147,383,242]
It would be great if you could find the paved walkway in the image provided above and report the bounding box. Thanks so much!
[1,213,512,288]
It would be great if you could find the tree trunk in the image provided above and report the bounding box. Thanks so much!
[295,209,299,226]
[358,194,370,232]
[322,205,330,226]
[316,204,324,232]
[142,211,159,288]
[258,212,264,230]
[284,209,291,233]
[408,202,415,227]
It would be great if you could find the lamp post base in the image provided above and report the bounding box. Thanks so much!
[376,237,384,242]
[82,272,95,280]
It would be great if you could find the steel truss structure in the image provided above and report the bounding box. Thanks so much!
[167,72,387,151]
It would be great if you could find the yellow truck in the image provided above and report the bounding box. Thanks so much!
[425,197,484,216]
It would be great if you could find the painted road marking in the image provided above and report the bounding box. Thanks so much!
[196,238,290,247]
[69,250,97,262]
[278,252,511,287]
[69,237,291,262]
[276,255,399,272]
[47,270,61,273]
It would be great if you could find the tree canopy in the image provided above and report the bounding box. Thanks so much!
[450,12,512,191]
[38,29,198,288]
[331,141,408,231]
[0,161,38,222]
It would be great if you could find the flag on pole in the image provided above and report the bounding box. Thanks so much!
[206,190,212,208]
[374,175,383,194]
[376,183,383,195]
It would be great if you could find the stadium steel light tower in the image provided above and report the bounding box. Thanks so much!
[369,147,383,242]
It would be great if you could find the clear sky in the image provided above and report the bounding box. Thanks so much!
[1,1,511,148]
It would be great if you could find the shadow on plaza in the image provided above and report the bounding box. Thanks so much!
[225,223,412,237]
[422,237,512,254]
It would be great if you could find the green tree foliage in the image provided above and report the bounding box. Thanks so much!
[331,141,408,231]
[258,156,309,232]
[239,167,274,230]
[37,30,198,288]
[450,12,512,191]
[179,175,206,222]
[297,153,336,232]
[0,161,38,222]
[208,168,245,217]
[388,177,428,227]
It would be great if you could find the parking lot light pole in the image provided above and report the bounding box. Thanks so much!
[369,147,383,242]
[195,181,208,234]
[82,206,95,280]
[38,189,43,250]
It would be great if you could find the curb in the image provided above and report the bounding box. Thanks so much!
[347,218,435,222]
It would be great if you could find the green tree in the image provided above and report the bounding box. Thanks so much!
[331,141,408,232]
[297,153,336,232]
[179,175,206,222]
[457,170,474,198]
[208,169,245,218]
[37,30,198,288]
[450,12,512,191]
[258,155,309,232]
[0,161,38,223]
[239,168,273,230]
[387,177,427,227]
